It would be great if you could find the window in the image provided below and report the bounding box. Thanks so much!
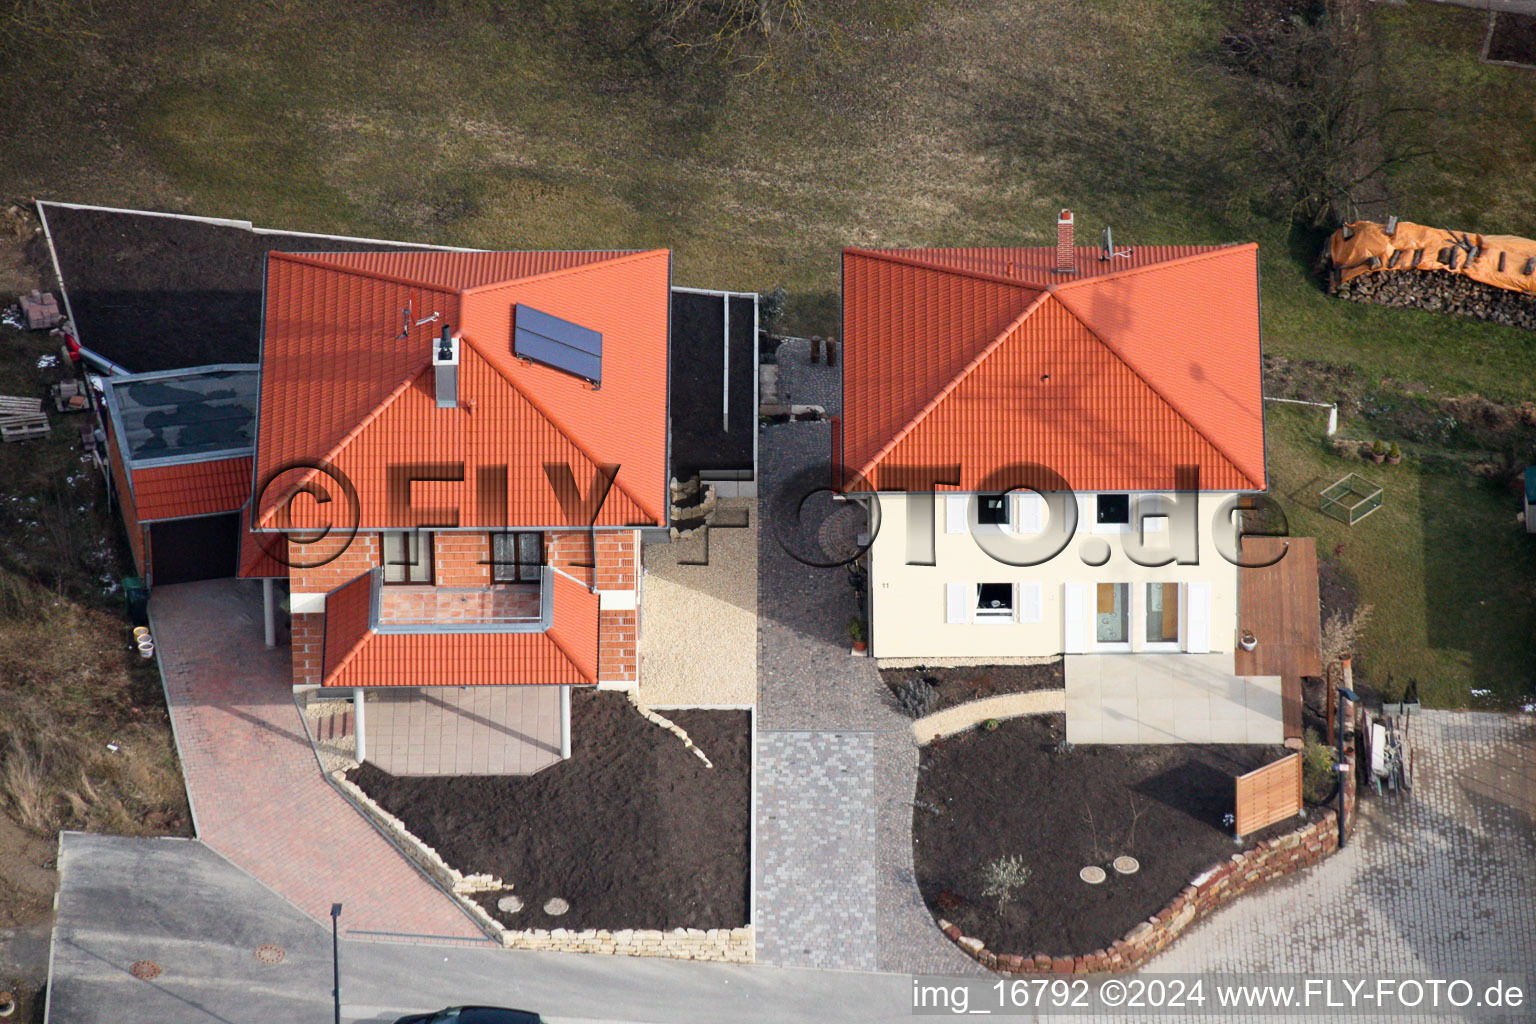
[975,583,1014,620]
[491,532,544,583]
[1095,582,1129,644]
[1145,582,1180,645]
[1096,493,1130,525]
[977,494,1010,526]
[381,531,433,584]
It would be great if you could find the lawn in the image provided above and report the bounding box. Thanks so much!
[1264,403,1536,709]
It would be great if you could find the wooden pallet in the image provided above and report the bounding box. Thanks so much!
[0,395,44,415]
[1,416,49,442]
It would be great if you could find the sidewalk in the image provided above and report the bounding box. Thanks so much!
[149,579,488,942]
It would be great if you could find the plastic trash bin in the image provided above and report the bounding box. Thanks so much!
[123,576,149,627]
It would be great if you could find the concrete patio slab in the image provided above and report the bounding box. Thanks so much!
[1065,653,1286,744]
[364,686,562,776]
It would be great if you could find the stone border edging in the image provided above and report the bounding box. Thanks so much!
[937,744,1360,973]
[628,695,715,767]
[912,691,1067,745]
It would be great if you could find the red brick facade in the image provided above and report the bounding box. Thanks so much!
[285,528,639,688]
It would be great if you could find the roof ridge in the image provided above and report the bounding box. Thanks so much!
[461,335,662,526]
[1048,242,1259,293]
[851,289,1052,486]
[256,364,426,527]
[459,248,670,295]
[267,251,468,295]
[843,247,1049,292]
[1049,293,1260,488]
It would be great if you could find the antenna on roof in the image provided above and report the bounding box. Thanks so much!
[395,300,442,340]
[1100,226,1133,261]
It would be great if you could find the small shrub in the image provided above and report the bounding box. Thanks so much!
[1387,441,1401,460]
[1302,727,1336,804]
[846,617,865,643]
[1321,603,1373,668]
[1054,739,1074,755]
[1371,440,1387,456]
[980,854,1033,915]
[894,676,938,719]
[758,284,788,333]
[981,718,1000,732]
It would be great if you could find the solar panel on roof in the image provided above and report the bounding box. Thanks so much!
[514,304,602,385]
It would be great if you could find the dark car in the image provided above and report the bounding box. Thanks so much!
[392,1008,542,1024]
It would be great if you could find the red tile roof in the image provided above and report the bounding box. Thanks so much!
[319,567,599,687]
[131,456,252,522]
[237,505,289,578]
[842,244,1265,492]
[253,248,670,531]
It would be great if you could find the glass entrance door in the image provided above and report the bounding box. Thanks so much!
[1095,582,1129,646]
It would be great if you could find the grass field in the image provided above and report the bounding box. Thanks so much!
[0,326,190,838]
[1,0,1533,704]
[1265,404,1536,709]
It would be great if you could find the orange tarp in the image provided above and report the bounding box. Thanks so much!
[1329,219,1536,295]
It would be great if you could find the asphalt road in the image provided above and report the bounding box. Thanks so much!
[48,833,915,1024]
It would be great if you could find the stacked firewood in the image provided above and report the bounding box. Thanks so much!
[1331,270,1536,332]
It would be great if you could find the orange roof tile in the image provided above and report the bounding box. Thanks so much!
[130,456,252,522]
[842,243,1265,493]
[237,505,289,578]
[318,567,599,687]
[253,248,670,531]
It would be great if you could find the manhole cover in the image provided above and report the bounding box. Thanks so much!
[543,897,569,916]
[255,944,286,964]
[129,960,162,980]
[1079,866,1107,885]
[497,895,524,914]
[1112,856,1140,875]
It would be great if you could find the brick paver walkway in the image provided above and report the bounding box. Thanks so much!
[756,418,981,975]
[1058,711,1536,1023]
[149,580,488,942]
[773,338,843,417]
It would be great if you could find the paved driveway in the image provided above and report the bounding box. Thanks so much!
[149,580,487,942]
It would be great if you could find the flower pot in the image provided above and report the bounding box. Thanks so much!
[1239,632,1258,651]
[1368,453,1385,464]
[1386,455,1401,465]
[851,640,868,653]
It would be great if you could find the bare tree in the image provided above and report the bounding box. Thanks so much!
[1222,0,1427,227]
[652,0,846,74]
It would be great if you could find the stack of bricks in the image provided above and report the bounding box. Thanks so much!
[942,737,1360,975]
[19,290,62,329]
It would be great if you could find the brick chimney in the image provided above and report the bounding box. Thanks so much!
[1055,209,1075,273]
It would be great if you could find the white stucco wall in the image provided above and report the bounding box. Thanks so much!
[863,491,1241,660]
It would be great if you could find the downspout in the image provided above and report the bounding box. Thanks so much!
[353,688,367,764]
[560,685,572,759]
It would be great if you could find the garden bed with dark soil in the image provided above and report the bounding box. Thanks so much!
[1486,12,1536,67]
[346,691,749,933]
[881,661,1062,716]
[914,714,1303,957]
[36,203,437,372]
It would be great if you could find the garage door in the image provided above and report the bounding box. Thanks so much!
[150,513,240,586]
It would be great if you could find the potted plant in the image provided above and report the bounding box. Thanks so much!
[847,617,867,653]
[1240,630,1258,651]
[1368,440,1387,464]
[1386,442,1402,465]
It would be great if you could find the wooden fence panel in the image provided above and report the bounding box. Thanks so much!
[1234,751,1303,837]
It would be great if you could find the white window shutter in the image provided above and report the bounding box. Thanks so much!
[1075,492,1093,533]
[1063,582,1089,652]
[1018,582,1043,623]
[1016,492,1043,533]
[945,493,968,534]
[945,582,969,624]
[1186,581,1211,653]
